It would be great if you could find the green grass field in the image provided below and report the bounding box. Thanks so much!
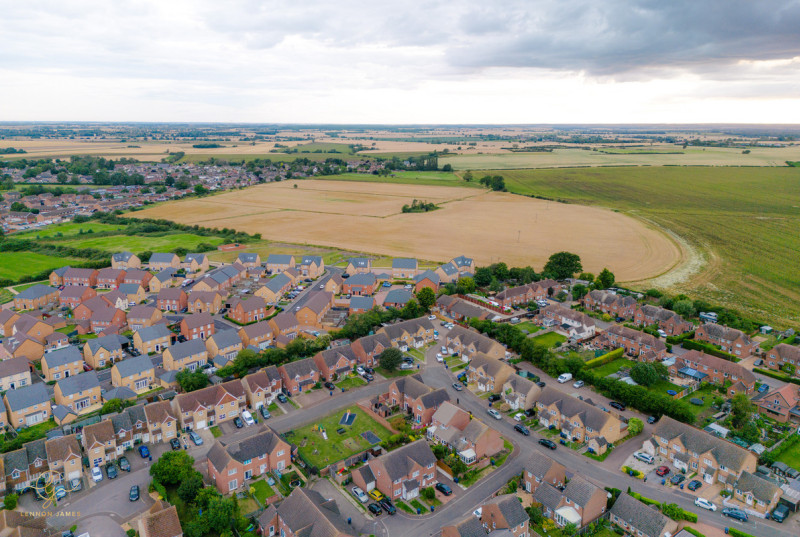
[56,233,225,252]
[680,385,718,422]
[13,222,123,239]
[315,170,478,187]
[290,407,391,468]
[531,332,567,348]
[0,252,82,280]
[250,479,276,504]
[591,358,638,377]
[516,322,541,334]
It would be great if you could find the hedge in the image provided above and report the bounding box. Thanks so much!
[628,490,659,506]
[585,348,624,369]
[666,331,695,344]
[681,339,738,362]
[754,368,800,386]
[621,466,645,480]
[682,527,706,537]
[728,529,757,537]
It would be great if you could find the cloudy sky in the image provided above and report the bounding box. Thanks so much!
[2,0,800,123]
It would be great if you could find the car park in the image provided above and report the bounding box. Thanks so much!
[514,424,530,436]
[634,452,654,464]
[452,382,463,391]
[91,467,103,483]
[655,466,670,477]
[130,485,140,501]
[573,380,584,388]
[435,483,453,496]
[106,463,118,479]
[687,479,702,491]
[233,416,244,428]
[189,431,203,445]
[609,401,626,411]
[241,410,255,426]
[670,474,685,485]
[694,498,716,511]
[260,406,271,419]
[352,486,368,503]
[138,445,150,458]
[368,503,382,515]
[118,456,131,472]
[539,439,557,450]
[379,498,396,515]
[170,438,181,450]
[722,507,748,521]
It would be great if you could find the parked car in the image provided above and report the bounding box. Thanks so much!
[557,373,572,383]
[694,498,716,511]
[368,489,385,501]
[118,456,131,472]
[241,410,255,426]
[488,394,501,403]
[670,474,685,485]
[379,498,396,515]
[573,380,584,388]
[513,413,525,422]
[441,346,448,354]
[436,353,443,362]
[138,445,150,458]
[655,466,670,477]
[722,507,748,521]
[130,485,140,502]
[514,424,530,436]
[687,479,702,491]
[452,382,463,391]
[435,483,453,496]
[54,485,66,500]
[277,393,288,403]
[400,362,414,370]
[356,366,366,375]
[539,439,557,450]
[634,452,654,464]
[382,281,391,288]
[609,401,626,411]
[487,408,502,420]
[91,466,103,483]
[772,504,789,523]
[647,415,658,424]
[324,381,336,390]
[233,416,244,428]
[189,431,203,445]
[170,438,181,450]
[260,406,271,419]
[363,373,374,381]
[351,486,368,503]
[536,381,546,388]
[69,477,82,492]
[368,503,382,515]
[106,464,118,479]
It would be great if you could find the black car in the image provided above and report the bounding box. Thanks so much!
[379,498,396,515]
[670,474,685,485]
[514,424,530,436]
[687,479,702,491]
[233,416,244,428]
[177,335,187,343]
[276,393,288,403]
[722,508,748,521]
[647,415,658,424]
[170,438,181,450]
[363,373,374,382]
[364,367,374,374]
[118,456,131,472]
[536,381,546,388]
[324,381,336,390]
[260,406,271,419]
[435,483,453,496]
[772,504,789,523]
[106,463,118,479]
[402,356,414,364]
[368,503,382,515]
[539,439,557,450]
[180,307,189,313]
[609,401,626,411]
[129,485,140,502]
[452,382,463,391]
[488,394,501,403]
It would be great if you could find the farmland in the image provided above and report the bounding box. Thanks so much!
[130,179,681,282]
[0,252,82,280]
[56,232,225,252]
[315,170,479,187]
[13,222,124,239]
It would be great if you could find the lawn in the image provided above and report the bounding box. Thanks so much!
[210,426,222,438]
[407,348,425,361]
[11,280,50,292]
[591,358,638,377]
[680,384,718,422]
[250,479,276,504]
[0,289,13,304]
[56,232,225,252]
[774,440,800,471]
[288,406,391,469]
[0,252,82,280]
[335,376,366,390]
[648,379,683,395]
[531,332,567,349]
[516,322,540,334]
[13,222,123,238]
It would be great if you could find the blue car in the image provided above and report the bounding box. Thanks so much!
[138,445,150,458]
[382,281,391,287]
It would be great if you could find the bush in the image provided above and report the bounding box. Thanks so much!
[421,487,436,501]
[585,348,624,369]
[754,368,800,386]
[3,493,18,510]
[681,339,738,361]
[728,529,757,537]
[621,466,644,479]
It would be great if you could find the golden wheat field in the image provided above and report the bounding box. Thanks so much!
[131,180,683,282]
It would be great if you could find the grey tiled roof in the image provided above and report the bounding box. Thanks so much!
[281,357,318,379]
[392,258,417,269]
[610,493,671,537]
[266,254,294,265]
[349,296,374,310]
[43,346,83,368]
[375,439,436,481]
[447,516,486,537]
[209,330,242,350]
[136,324,172,343]
[732,471,781,503]
[346,272,376,286]
[15,284,58,301]
[57,371,100,396]
[347,257,370,268]
[301,256,322,266]
[118,283,141,295]
[533,482,563,511]
[4,383,50,412]
[112,252,135,262]
[149,253,178,264]
[87,334,125,354]
[237,253,259,263]
[167,339,207,361]
[653,416,753,473]
[114,355,154,378]
[414,270,439,284]
[564,475,602,508]
[538,386,613,432]
[384,289,412,305]
[277,488,352,537]
[485,494,528,527]
[451,255,473,267]
[524,452,565,481]
[226,429,283,464]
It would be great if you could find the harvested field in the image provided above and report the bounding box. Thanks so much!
[130,179,682,282]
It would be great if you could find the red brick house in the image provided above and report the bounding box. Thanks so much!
[533,476,607,528]
[694,323,758,357]
[597,325,667,360]
[242,368,282,409]
[381,374,449,427]
[227,296,268,325]
[351,333,392,366]
[582,290,637,320]
[352,440,437,501]
[157,288,188,312]
[521,453,566,494]
[426,401,503,465]
[257,488,355,537]
[206,429,290,493]
[174,379,246,430]
[754,384,800,423]
[122,269,153,288]
[63,267,98,287]
[669,350,756,395]
[766,343,800,376]
[96,268,126,289]
[633,304,693,336]
[278,357,320,394]
[180,312,215,341]
[342,273,378,296]
[59,285,97,308]
[313,345,358,381]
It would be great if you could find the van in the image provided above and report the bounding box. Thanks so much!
[634,452,654,464]
[557,373,573,383]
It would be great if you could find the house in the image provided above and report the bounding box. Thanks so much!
[45,332,70,353]
[349,296,374,314]
[96,268,126,289]
[133,324,173,354]
[478,495,530,537]
[3,383,51,428]
[436,295,490,322]
[111,355,155,394]
[54,372,101,415]
[378,316,436,350]
[494,283,537,309]
[725,471,783,516]
[426,401,503,464]
[49,265,70,286]
[434,262,460,284]
[127,305,163,331]
[754,384,800,423]
[313,345,358,381]
[0,357,31,394]
[236,252,261,267]
[598,325,667,361]
[255,273,293,303]
[536,386,625,446]
[502,374,541,411]
[1,332,45,362]
[243,368,282,409]
[381,374,449,426]
[148,268,176,293]
[293,291,333,328]
[138,503,183,537]
[157,288,188,312]
[12,284,59,310]
[88,306,127,334]
[766,343,800,376]
[344,257,371,275]
[342,272,378,296]
[206,429,290,492]
[324,273,344,294]
[187,290,223,314]
[59,285,96,308]
[533,476,607,528]
[278,357,320,394]
[450,255,474,275]
[62,267,98,287]
[84,334,126,369]
[695,323,759,357]
[383,289,413,309]
[446,325,506,360]
[183,253,209,273]
[3,439,49,494]
[537,304,596,341]
[643,416,758,485]
[466,353,515,393]
[441,517,486,537]
[148,252,180,271]
[351,332,392,366]
[72,295,114,320]
[238,321,274,350]
[123,404,149,444]
[111,251,141,269]
[352,439,437,501]
[163,339,208,372]
[521,453,567,493]
[299,255,325,278]
[609,493,678,537]
[180,312,215,341]
[206,330,243,363]
[269,312,299,347]
[82,419,117,466]
[582,290,638,320]
[144,400,179,444]
[118,283,146,305]
[669,350,756,395]
[110,412,136,454]
[41,346,83,382]
[257,487,355,537]
[633,304,693,336]
[45,434,83,482]
[413,270,440,293]
[392,258,418,279]
[173,379,246,430]
[266,254,295,274]
[228,296,268,324]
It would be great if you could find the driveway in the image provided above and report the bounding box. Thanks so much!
[311,479,370,532]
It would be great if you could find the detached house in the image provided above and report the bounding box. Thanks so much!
[534,476,607,529]
[536,387,625,448]
[725,471,782,516]
[111,251,140,269]
[766,343,800,376]
[3,383,51,428]
[54,372,101,415]
[477,495,530,537]
[351,332,392,366]
[174,379,246,430]
[138,503,183,537]
[582,290,638,320]
[521,453,567,494]
[111,355,155,394]
[313,345,358,381]
[84,334,126,369]
[206,429,290,493]
[391,258,418,279]
[187,290,223,314]
[633,304,693,336]
[148,252,180,271]
[163,339,208,372]
[243,368,282,409]
[96,268,126,289]
[49,266,70,287]
[344,257,371,275]
[342,273,377,296]
[537,304,596,341]
[383,289,413,309]
[293,291,333,328]
[255,273,292,303]
[180,312,215,341]
[352,439,437,502]
[148,269,176,293]
[118,283,146,305]
[183,253,209,274]
[598,325,667,361]
[157,288,188,312]
[299,255,324,278]
[238,321,274,350]
[268,312,298,347]
[236,252,261,267]
[413,270,440,293]
[227,296,268,324]
[144,400,178,444]
[133,324,172,354]
[278,357,320,394]
[13,284,59,311]
[206,330,243,364]
[669,350,756,395]
[754,384,800,423]
[694,323,759,357]
[466,353,515,393]
[450,255,474,275]
[127,305,163,331]
[266,254,295,274]
[41,346,83,382]
[257,488,355,537]
[434,262,460,284]
[0,357,32,392]
[426,401,503,465]
[609,493,678,537]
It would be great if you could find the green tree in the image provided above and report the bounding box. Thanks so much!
[177,470,204,503]
[463,171,473,182]
[595,268,615,289]
[630,362,660,387]
[489,278,504,293]
[176,369,210,392]
[473,267,493,287]
[563,522,578,536]
[3,493,18,510]
[456,276,476,294]
[441,164,453,172]
[490,262,510,282]
[400,298,423,319]
[57,171,69,184]
[100,398,130,415]
[661,503,683,521]
[628,417,644,436]
[543,252,582,279]
[673,299,696,318]
[731,393,754,429]
[379,348,403,371]
[416,287,436,310]
[150,451,196,486]
[571,283,589,300]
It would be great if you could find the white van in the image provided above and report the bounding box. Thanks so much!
[634,452,654,465]
[557,373,573,383]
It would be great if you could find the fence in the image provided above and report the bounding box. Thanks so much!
[458,294,507,314]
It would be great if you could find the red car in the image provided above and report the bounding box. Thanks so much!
[656,466,670,477]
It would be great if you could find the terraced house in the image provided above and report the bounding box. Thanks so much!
[352,440,437,502]
[766,343,800,376]
[174,379,246,430]
[111,355,155,394]
[62,267,98,287]
[278,357,320,394]
[598,325,667,361]
[54,371,101,415]
[521,453,567,494]
[582,290,638,320]
[726,471,782,516]
[669,350,756,395]
[502,374,541,411]
[644,416,757,485]
[84,334,126,369]
[633,304,693,336]
[58,285,96,308]
[694,323,759,357]
[144,400,178,444]
[96,268,126,289]
[536,387,625,448]
[206,429,290,493]
[378,316,435,350]
[41,346,83,382]
[445,325,506,360]
[162,339,208,372]
[466,353,515,393]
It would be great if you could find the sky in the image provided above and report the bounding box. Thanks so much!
[1,0,800,124]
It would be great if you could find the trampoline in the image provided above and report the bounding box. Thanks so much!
[361,431,381,445]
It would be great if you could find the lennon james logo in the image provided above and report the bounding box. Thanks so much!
[28,470,82,510]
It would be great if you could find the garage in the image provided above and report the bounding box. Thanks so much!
[196,420,206,429]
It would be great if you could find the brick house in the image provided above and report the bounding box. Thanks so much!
[62,267,98,287]
[111,355,155,394]
[242,368,282,409]
[383,289,413,309]
[426,401,503,464]
[478,495,530,537]
[88,306,127,334]
[582,290,638,320]
[294,291,333,328]
[633,304,693,336]
[344,257,371,275]
[342,273,377,296]
[227,296,268,324]
[609,493,678,537]
[413,270,440,293]
[265,254,295,274]
[669,350,756,395]
[45,434,83,482]
[123,269,153,289]
[162,339,208,372]
[257,488,355,537]
[391,258,418,279]
[533,476,607,528]
[725,471,782,516]
[766,343,800,376]
[111,251,141,269]
[173,379,246,430]
[206,429,290,493]
[436,295,490,322]
[72,295,114,321]
[521,453,567,494]
[278,357,320,394]
[434,262,460,284]
[144,400,179,444]
[49,266,70,286]
[205,330,243,363]
[268,312,298,347]
[313,345,358,381]
[381,374,449,427]
[694,323,759,357]
[45,332,69,353]
[450,255,474,275]
[187,290,223,314]
[54,372,102,415]
[3,383,51,428]
[133,324,173,354]
[446,325,506,360]
[442,517,487,537]
[84,334,126,369]
[466,353,515,393]
[377,316,436,350]
[299,255,324,278]
[238,321,274,350]
[180,312,215,341]
[502,375,541,411]
[255,273,293,304]
[127,305,163,331]
[82,419,117,466]
[118,283,147,306]
[351,440,437,501]
[13,284,59,311]
[236,252,261,267]
[597,325,667,361]
[536,386,625,446]
[138,503,182,537]
[41,346,83,382]
[59,285,97,308]
[148,252,180,271]
[643,416,757,485]
[537,304,596,341]
[754,384,800,423]
[183,253,209,274]
[0,357,32,392]
[3,439,49,493]
[148,269,176,293]
[351,332,392,366]
[157,288,188,312]
[96,268,126,289]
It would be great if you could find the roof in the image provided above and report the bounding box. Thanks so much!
[118,283,142,295]
[699,323,753,346]
[294,291,332,315]
[604,324,666,352]
[732,471,782,503]
[0,356,32,379]
[384,289,413,305]
[45,434,81,464]
[451,255,473,267]
[445,516,486,537]
[113,354,154,378]
[610,493,672,537]
[447,325,502,354]
[175,380,245,413]
[414,269,440,285]
[347,257,370,268]
[209,330,242,350]
[393,374,431,400]
[379,316,435,340]
[140,504,182,537]
[136,324,172,342]
[419,387,450,409]
[57,371,100,396]
[60,285,93,299]
[346,272,377,286]
[469,353,514,379]
[484,494,529,527]
[653,416,754,473]
[87,333,126,354]
[181,312,213,329]
[533,482,563,511]
[144,400,177,425]
[83,419,115,446]
[392,258,418,269]
[266,254,294,265]
[112,252,136,262]
[438,263,458,276]
[678,350,756,386]
[537,386,613,432]
[373,439,436,481]
[128,305,159,321]
[281,357,318,378]
[524,452,566,481]
[276,487,354,537]
[15,284,58,301]
[241,320,273,340]
[230,296,266,313]
[350,296,374,310]
[209,429,284,472]
[564,475,602,507]
[42,346,83,368]
[301,255,323,266]
[184,253,207,264]
[149,252,178,264]
[237,252,259,263]
[167,339,207,361]
[271,312,297,331]
[4,383,49,412]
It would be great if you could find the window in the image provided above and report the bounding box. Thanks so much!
[229,479,238,491]
[228,468,237,476]
[277,450,285,457]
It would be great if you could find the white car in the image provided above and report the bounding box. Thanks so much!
[436,353,443,362]
[513,413,525,422]
[473,507,482,518]
[441,346,448,354]
[634,452,654,464]
[487,408,502,420]
[351,486,368,503]
[694,498,716,511]
[91,466,103,483]
[404,284,412,289]
[356,366,365,375]
[241,410,255,426]
[573,380,584,388]
[428,315,436,320]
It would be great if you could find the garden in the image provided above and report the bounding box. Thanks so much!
[531,332,567,349]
